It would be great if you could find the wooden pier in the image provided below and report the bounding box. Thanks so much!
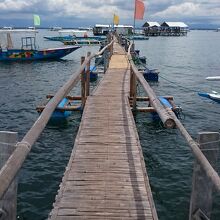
[1,34,220,220]
[49,42,157,219]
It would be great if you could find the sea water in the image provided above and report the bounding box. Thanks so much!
[0,29,220,219]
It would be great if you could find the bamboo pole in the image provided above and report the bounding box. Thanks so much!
[86,52,91,97]
[0,39,114,200]
[167,109,220,192]
[129,96,174,101]
[81,56,86,109]
[0,131,17,220]
[127,40,220,191]
[189,132,219,220]
[128,44,175,128]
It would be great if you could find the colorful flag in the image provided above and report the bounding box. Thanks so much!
[134,0,145,20]
[113,14,119,25]
[33,14,40,26]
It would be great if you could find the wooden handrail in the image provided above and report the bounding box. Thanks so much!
[127,43,175,129]
[0,38,114,199]
[127,41,220,192]
[167,109,220,192]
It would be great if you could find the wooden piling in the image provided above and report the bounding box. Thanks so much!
[81,56,86,108]
[130,66,137,110]
[0,131,17,220]
[86,52,91,97]
[189,132,220,220]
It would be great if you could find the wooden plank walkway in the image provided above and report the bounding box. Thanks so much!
[49,42,158,219]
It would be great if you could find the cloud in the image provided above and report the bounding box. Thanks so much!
[0,0,219,28]
[0,0,32,11]
[153,2,202,17]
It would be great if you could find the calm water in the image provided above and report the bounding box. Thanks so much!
[0,30,220,219]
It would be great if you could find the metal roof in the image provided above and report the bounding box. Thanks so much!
[94,24,111,28]
[161,22,188,28]
[143,22,160,27]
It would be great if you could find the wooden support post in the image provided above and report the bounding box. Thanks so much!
[130,66,134,101]
[189,132,220,220]
[130,67,137,110]
[110,42,113,57]
[81,56,86,109]
[86,52,91,97]
[103,51,107,73]
[0,131,18,220]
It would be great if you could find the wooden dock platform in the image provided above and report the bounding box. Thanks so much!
[49,42,158,219]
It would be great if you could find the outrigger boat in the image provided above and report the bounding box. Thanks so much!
[198,91,220,104]
[44,30,106,42]
[63,39,102,46]
[198,76,220,103]
[36,95,81,120]
[0,29,80,61]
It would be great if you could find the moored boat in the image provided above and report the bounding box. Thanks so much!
[63,39,102,46]
[0,29,80,61]
[198,92,220,104]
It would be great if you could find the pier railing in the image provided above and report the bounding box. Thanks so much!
[126,40,220,219]
[0,38,114,216]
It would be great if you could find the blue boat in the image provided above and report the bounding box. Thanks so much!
[0,29,80,61]
[90,66,98,81]
[143,68,159,81]
[44,35,75,41]
[198,92,220,104]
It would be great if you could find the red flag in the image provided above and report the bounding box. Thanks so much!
[134,0,145,20]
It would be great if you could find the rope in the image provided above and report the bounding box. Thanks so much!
[159,74,200,93]
[133,53,201,94]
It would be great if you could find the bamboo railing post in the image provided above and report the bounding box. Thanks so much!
[0,131,17,220]
[86,52,91,97]
[130,66,137,110]
[132,74,137,110]
[130,66,134,99]
[81,56,86,108]
[103,50,107,73]
[189,132,220,220]
[109,42,113,58]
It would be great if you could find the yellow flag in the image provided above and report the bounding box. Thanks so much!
[33,14,40,26]
[113,14,119,25]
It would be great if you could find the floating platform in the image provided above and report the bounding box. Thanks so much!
[36,95,81,120]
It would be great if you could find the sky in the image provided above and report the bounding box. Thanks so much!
[0,0,220,28]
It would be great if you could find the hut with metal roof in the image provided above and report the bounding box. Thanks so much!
[142,22,160,36]
[160,22,188,36]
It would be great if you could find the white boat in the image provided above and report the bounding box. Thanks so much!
[206,76,220,81]
[50,26,62,31]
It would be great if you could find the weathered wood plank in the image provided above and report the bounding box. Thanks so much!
[49,41,157,220]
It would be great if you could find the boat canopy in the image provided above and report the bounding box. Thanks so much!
[58,30,87,34]
[0,29,38,34]
[58,29,89,37]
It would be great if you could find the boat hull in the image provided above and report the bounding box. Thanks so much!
[44,36,106,41]
[0,46,80,61]
[198,92,220,103]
